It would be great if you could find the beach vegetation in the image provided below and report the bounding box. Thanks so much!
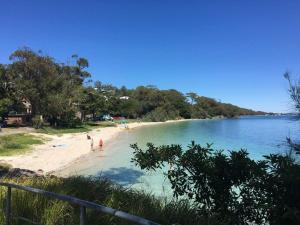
[131,141,300,225]
[36,121,116,135]
[32,115,44,129]
[0,176,204,225]
[143,106,180,122]
[0,162,12,174]
[0,133,44,156]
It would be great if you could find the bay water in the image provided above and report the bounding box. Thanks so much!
[59,115,300,196]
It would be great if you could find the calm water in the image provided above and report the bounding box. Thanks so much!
[59,115,300,195]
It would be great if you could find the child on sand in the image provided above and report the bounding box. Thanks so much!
[99,138,103,150]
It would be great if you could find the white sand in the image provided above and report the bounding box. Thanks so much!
[0,120,189,174]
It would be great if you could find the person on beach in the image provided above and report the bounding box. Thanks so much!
[99,138,103,150]
[90,138,94,151]
[87,134,91,140]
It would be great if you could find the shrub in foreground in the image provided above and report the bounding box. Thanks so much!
[0,176,203,225]
[131,141,300,225]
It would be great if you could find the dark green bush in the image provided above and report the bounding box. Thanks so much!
[32,115,44,129]
[131,141,300,225]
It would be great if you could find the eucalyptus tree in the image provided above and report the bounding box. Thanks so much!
[79,86,109,120]
[133,86,165,117]
[0,64,12,120]
[0,63,25,120]
[186,92,198,105]
[7,48,59,117]
[159,89,190,119]
[6,47,90,127]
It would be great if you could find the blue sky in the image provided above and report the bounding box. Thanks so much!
[1,0,300,113]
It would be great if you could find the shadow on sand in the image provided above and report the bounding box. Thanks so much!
[100,167,145,186]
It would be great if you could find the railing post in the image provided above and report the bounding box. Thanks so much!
[5,186,11,225]
[80,206,86,225]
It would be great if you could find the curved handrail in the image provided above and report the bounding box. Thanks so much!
[0,182,160,225]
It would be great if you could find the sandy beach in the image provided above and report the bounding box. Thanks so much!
[0,120,189,175]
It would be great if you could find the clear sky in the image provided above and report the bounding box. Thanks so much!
[1,0,300,113]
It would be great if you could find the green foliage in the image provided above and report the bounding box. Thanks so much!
[0,133,44,156]
[0,162,12,176]
[0,64,22,120]
[192,96,259,118]
[144,106,179,122]
[131,142,300,225]
[0,98,13,120]
[190,103,209,119]
[4,48,90,127]
[1,47,265,127]
[0,176,203,225]
[32,115,44,129]
[80,86,108,119]
[36,122,116,135]
[116,98,141,119]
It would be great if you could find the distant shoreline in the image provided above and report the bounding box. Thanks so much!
[0,119,202,175]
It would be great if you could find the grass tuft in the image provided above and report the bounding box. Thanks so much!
[36,122,116,135]
[0,176,201,225]
[0,134,44,156]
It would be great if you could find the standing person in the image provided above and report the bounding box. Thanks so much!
[90,138,94,151]
[99,138,104,150]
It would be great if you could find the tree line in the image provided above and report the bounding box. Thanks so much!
[0,48,265,127]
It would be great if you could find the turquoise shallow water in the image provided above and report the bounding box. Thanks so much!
[59,115,300,196]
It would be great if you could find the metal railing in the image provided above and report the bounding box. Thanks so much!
[0,182,161,225]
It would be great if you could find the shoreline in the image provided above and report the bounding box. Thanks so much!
[0,119,197,175]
